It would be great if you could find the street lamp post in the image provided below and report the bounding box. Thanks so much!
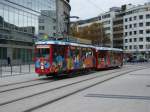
[64,15,79,36]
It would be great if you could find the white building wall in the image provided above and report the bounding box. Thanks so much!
[123,4,150,58]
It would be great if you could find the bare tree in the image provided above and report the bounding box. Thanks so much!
[70,22,110,46]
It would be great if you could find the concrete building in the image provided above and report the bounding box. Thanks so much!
[113,9,125,49]
[38,0,71,38]
[123,3,150,59]
[0,0,56,64]
[76,7,121,47]
[98,8,120,47]
[56,0,71,37]
[39,10,56,37]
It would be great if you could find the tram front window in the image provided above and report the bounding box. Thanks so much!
[36,48,50,59]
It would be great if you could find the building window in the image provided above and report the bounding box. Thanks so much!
[129,38,132,42]
[0,47,7,59]
[125,18,128,22]
[53,26,56,30]
[125,39,128,43]
[139,23,143,27]
[125,25,128,29]
[134,45,137,49]
[39,19,44,23]
[103,21,110,25]
[129,24,132,28]
[129,45,132,49]
[134,16,137,20]
[53,19,56,23]
[102,14,110,19]
[53,33,56,36]
[146,22,150,26]
[139,30,143,34]
[39,26,45,30]
[134,31,137,35]
[146,30,150,34]
[146,37,150,42]
[125,32,128,36]
[139,45,143,49]
[125,46,128,50]
[134,23,137,28]
[139,37,143,42]
[146,14,150,19]
[104,27,110,31]
[129,31,132,35]
[134,38,137,42]
[129,17,132,21]
[139,15,143,19]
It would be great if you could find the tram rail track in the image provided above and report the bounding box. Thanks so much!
[0,66,147,111]
[0,80,55,93]
[24,67,148,112]
[0,65,134,94]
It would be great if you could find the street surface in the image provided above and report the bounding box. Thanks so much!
[0,63,150,112]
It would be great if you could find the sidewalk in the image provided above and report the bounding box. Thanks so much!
[0,64,35,77]
[0,72,39,86]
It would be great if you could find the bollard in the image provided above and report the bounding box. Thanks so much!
[29,63,31,73]
[11,65,13,76]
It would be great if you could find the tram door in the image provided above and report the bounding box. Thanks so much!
[97,50,107,68]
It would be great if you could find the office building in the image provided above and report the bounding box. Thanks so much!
[0,0,56,64]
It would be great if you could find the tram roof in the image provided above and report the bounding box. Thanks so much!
[95,47,123,51]
[35,40,93,48]
[35,40,123,52]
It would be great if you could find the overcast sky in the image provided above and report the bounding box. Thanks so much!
[70,0,149,21]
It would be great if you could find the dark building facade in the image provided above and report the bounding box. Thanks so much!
[56,0,71,36]
[0,0,56,64]
[113,12,125,49]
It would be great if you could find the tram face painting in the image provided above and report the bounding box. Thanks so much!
[51,46,94,73]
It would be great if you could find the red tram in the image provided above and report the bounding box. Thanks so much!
[35,41,123,77]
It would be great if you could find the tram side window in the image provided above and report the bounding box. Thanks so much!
[36,48,50,59]
[87,49,93,57]
[98,51,107,64]
[69,46,77,58]
[53,45,65,64]
[81,48,85,59]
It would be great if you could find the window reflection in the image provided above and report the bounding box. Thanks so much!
[0,0,56,42]
[6,0,56,13]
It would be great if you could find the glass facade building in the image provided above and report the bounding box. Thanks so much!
[0,0,56,64]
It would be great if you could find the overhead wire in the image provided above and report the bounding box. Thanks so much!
[86,0,104,13]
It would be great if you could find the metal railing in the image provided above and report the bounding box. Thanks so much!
[0,63,35,78]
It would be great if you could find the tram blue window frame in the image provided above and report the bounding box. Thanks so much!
[36,48,50,59]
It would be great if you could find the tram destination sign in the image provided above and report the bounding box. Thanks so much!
[36,45,50,48]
